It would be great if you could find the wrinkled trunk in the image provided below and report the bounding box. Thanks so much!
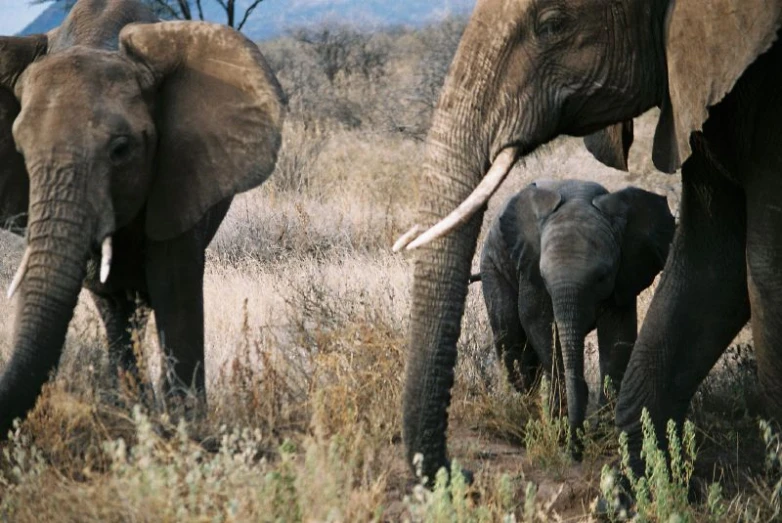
[402,149,485,483]
[551,286,589,457]
[0,169,91,437]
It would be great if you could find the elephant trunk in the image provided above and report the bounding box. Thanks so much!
[0,167,94,437]
[551,285,590,456]
[401,86,491,482]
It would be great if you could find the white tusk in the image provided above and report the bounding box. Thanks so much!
[100,236,112,284]
[405,147,519,251]
[392,224,422,253]
[7,247,31,300]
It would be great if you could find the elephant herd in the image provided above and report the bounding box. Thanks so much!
[1,0,782,507]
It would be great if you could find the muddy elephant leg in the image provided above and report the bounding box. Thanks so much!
[481,262,539,392]
[616,152,750,477]
[90,290,150,387]
[596,303,637,408]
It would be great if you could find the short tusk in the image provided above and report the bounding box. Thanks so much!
[405,147,519,251]
[100,236,112,284]
[7,247,31,300]
[392,224,422,253]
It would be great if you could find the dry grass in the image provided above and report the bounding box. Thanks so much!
[0,18,773,522]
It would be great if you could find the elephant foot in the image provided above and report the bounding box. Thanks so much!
[567,425,585,462]
[591,466,635,521]
[417,458,475,489]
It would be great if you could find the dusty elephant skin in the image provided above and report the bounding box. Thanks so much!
[398,0,782,485]
[0,0,286,435]
[476,180,674,457]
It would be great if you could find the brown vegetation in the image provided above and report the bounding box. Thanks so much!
[0,18,777,521]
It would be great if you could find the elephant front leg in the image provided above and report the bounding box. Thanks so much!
[746,170,782,423]
[519,293,564,418]
[146,235,207,415]
[616,153,750,478]
[481,262,540,392]
[596,303,637,409]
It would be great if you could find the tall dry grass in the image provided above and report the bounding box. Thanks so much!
[0,17,772,522]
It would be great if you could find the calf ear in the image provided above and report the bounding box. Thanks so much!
[593,187,675,306]
[0,35,47,231]
[583,120,634,171]
[499,183,562,280]
[652,0,782,173]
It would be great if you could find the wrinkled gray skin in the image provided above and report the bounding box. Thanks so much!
[402,0,782,484]
[477,180,674,456]
[0,0,286,436]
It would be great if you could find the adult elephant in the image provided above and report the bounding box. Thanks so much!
[0,0,285,436]
[395,0,782,482]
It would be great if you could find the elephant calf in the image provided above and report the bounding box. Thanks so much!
[475,180,674,455]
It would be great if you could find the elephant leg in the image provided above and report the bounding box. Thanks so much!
[481,262,539,392]
[616,152,750,477]
[146,199,231,411]
[147,235,206,407]
[520,294,564,416]
[745,173,782,423]
[90,290,150,387]
[596,303,637,408]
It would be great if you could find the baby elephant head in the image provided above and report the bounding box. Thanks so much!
[507,180,675,324]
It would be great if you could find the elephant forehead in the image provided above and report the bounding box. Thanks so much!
[542,209,618,253]
[24,48,138,100]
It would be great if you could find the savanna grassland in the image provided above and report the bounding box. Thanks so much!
[0,17,779,522]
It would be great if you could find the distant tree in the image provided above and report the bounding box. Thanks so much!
[292,25,389,85]
[31,0,266,31]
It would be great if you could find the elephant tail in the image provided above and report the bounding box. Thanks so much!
[469,273,482,284]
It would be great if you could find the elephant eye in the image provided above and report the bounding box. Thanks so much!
[536,9,569,40]
[109,135,133,165]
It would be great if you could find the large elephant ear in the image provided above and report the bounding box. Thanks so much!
[119,21,286,240]
[583,120,634,172]
[0,35,47,232]
[652,0,782,173]
[593,187,675,306]
[500,183,562,280]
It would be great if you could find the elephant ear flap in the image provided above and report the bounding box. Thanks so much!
[593,188,675,306]
[119,22,286,240]
[0,35,47,232]
[500,183,562,279]
[652,0,782,173]
[583,120,634,172]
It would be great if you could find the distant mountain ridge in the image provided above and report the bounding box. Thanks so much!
[19,0,475,40]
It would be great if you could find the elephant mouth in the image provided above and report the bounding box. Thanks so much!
[392,145,521,252]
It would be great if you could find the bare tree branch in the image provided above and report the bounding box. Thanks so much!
[176,0,192,19]
[194,0,204,21]
[148,0,182,19]
[237,0,265,31]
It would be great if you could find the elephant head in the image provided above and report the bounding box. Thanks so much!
[397,0,781,481]
[0,3,285,435]
[502,181,673,445]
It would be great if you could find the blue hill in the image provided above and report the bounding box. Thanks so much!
[18,0,475,40]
